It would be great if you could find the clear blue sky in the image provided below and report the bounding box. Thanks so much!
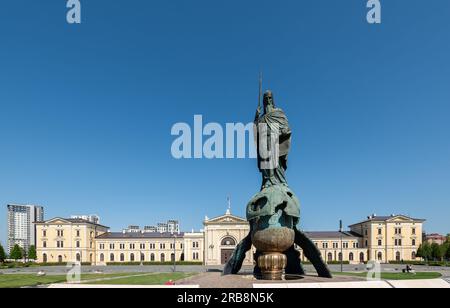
[1,0,449,246]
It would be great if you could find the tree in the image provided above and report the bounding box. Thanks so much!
[444,243,450,260]
[28,245,37,260]
[10,244,23,261]
[0,244,6,263]
[416,244,424,259]
[422,242,432,261]
[431,243,444,261]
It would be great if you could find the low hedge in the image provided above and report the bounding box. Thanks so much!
[326,261,350,265]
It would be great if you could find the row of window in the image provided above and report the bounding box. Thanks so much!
[324,252,365,262]
[372,227,416,236]
[43,241,93,248]
[323,251,416,262]
[98,243,185,250]
[97,242,201,250]
[97,252,198,263]
[375,239,417,247]
[320,242,359,249]
[42,230,98,238]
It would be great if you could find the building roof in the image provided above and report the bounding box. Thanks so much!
[426,234,446,239]
[348,214,426,227]
[304,231,362,239]
[35,217,109,229]
[96,232,185,239]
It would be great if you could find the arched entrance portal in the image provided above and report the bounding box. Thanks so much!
[220,237,236,264]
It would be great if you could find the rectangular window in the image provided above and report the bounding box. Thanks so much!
[43,241,47,248]
[77,241,81,248]
[378,229,382,235]
[43,230,47,237]
[76,230,80,237]
[412,228,416,235]
[378,240,382,246]
[412,239,416,246]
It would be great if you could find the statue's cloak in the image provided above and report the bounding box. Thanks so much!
[255,108,292,170]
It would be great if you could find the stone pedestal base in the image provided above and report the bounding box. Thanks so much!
[257,252,287,280]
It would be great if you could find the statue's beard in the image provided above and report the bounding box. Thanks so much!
[264,103,275,114]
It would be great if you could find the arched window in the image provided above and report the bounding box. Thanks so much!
[338,252,343,261]
[161,253,165,262]
[378,252,383,261]
[327,253,333,262]
[120,253,125,262]
[141,253,145,262]
[76,253,81,262]
[221,237,236,246]
[171,253,175,262]
[412,251,416,260]
[130,253,135,262]
[396,251,401,262]
[100,253,105,262]
[150,253,155,262]
[58,255,63,263]
[359,252,365,262]
[43,253,48,263]
[349,253,354,261]
[110,253,115,262]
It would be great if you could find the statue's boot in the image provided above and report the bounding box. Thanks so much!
[284,246,305,275]
[294,228,332,278]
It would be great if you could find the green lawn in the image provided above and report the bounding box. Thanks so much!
[333,271,442,280]
[85,272,195,285]
[0,273,177,288]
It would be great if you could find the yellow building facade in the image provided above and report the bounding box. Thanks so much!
[349,214,425,263]
[35,213,425,265]
[35,217,109,264]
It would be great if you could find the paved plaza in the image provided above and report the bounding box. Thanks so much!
[2,264,450,276]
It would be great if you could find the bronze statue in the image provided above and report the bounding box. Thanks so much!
[223,87,332,280]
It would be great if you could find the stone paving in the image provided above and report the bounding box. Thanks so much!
[176,272,365,288]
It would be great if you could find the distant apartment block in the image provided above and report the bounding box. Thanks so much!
[122,220,180,234]
[7,204,44,254]
[70,215,100,224]
[426,233,447,245]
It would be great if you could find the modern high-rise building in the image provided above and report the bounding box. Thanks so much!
[7,204,44,254]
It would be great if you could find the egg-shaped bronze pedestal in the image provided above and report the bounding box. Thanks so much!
[252,227,295,280]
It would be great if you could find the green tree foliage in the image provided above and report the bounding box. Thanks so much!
[421,242,432,261]
[28,245,37,260]
[444,243,450,260]
[10,244,23,261]
[416,244,424,259]
[0,244,6,263]
[431,243,445,261]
